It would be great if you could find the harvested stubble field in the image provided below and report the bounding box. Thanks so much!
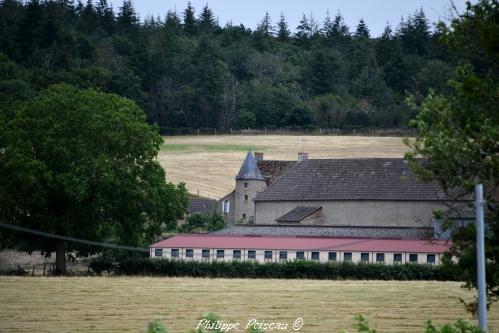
[0,277,497,333]
[158,135,408,199]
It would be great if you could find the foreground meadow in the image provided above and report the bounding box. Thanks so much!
[158,135,408,199]
[0,277,497,333]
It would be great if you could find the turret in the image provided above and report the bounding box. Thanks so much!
[234,150,267,223]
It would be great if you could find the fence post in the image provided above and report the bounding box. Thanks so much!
[43,263,46,276]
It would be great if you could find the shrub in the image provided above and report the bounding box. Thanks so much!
[91,257,458,281]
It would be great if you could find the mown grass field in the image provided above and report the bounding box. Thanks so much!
[0,277,497,333]
[158,135,408,199]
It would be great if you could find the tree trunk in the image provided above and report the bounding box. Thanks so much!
[55,240,66,275]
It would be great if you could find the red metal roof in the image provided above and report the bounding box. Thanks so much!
[151,235,449,254]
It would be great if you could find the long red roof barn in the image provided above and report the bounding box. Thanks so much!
[151,235,449,254]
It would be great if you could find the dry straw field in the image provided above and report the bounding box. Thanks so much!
[0,277,497,333]
[158,135,409,199]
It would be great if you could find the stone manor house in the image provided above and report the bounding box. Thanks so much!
[151,151,469,264]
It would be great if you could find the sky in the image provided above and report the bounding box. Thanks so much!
[108,0,473,37]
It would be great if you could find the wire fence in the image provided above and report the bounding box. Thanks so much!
[158,127,416,137]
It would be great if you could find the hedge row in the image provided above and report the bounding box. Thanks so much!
[90,257,459,281]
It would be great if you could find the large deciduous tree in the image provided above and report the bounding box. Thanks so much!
[0,84,188,274]
[405,0,499,309]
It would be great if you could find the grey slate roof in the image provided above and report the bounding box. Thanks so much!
[276,207,322,222]
[188,198,217,214]
[236,151,265,181]
[254,158,448,202]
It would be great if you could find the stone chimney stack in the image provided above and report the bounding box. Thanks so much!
[254,152,264,161]
[298,152,308,162]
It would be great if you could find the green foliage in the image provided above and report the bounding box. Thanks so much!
[0,84,188,273]
[93,257,458,281]
[179,212,225,233]
[423,320,482,333]
[146,319,169,333]
[0,1,460,131]
[147,315,481,333]
[405,0,499,309]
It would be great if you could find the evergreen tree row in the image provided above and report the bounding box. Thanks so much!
[0,0,458,130]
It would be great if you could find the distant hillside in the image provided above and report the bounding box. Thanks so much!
[0,1,457,130]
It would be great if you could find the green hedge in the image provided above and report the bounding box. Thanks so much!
[90,258,458,281]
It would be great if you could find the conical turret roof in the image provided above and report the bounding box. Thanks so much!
[236,150,265,181]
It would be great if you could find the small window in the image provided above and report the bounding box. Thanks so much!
[216,250,225,258]
[244,182,248,188]
[427,254,436,265]
[233,250,241,259]
[361,253,369,262]
[154,249,163,257]
[394,253,402,263]
[186,249,194,258]
[244,194,248,201]
[223,200,230,214]
[311,252,320,260]
[248,250,256,259]
[264,251,272,260]
[279,251,288,260]
[202,249,210,258]
[409,254,418,263]
[171,249,179,258]
[296,251,305,260]
[242,213,247,220]
[376,253,385,263]
[344,252,352,261]
[328,252,337,261]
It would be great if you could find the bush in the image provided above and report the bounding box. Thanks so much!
[91,257,459,281]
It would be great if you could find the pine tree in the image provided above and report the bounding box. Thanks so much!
[199,4,217,33]
[257,12,273,36]
[183,2,196,35]
[295,13,310,40]
[355,18,370,38]
[165,9,181,32]
[276,13,290,41]
[117,0,138,32]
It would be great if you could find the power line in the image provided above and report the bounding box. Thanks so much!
[0,222,149,253]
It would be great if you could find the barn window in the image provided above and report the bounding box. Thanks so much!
[311,252,320,260]
[202,249,210,259]
[171,249,179,258]
[233,250,241,259]
[376,253,385,263]
[186,249,194,258]
[394,253,402,263]
[279,251,288,260]
[328,252,337,261]
[264,251,273,260]
[216,250,225,258]
[427,254,436,265]
[344,253,352,261]
[409,254,418,263]
[154,249,163,257]
[361,253,369,262]
[244,195,248,201]
[248,250,256,259]
[296,251,305,260]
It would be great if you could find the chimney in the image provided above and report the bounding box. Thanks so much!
[298,152,308,162]
[254,152,264,161]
